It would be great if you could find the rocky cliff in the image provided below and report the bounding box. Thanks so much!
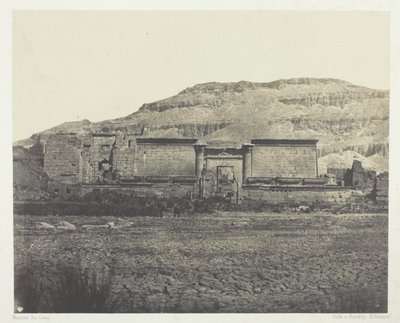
[14,78,389,172]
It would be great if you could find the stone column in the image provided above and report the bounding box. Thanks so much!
[242,144,254,184]
[194,144,206,177]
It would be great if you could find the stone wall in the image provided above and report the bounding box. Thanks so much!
[375,172,388,203]
[241,185,352,205]
[346,160,377,196]
[80,154,93,184]
[251,140,318,178]
[47,181,81,200]
[42,135,198,183]
[43,134,82,184]
[42,134,329,200]
[327,168,346,180]
[80,181,196,198]
[112,134,136,177]
[90,134,116,180]
[135,138,198,176]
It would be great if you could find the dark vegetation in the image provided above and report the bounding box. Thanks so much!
[15,258,114,313]
[14,191,193,217]
[13,190,388,217]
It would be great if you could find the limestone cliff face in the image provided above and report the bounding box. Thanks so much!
[278,89,387,108]
[15,78,389,172]
[139,78,388,111]
[147,122,232,138]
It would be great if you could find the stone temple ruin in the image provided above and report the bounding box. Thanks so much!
[25,124,386,205]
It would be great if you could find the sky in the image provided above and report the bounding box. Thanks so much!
[12,11,390,141]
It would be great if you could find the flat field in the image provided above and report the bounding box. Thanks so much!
[14,212,387,313]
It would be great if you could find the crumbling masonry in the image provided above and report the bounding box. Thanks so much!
[41,126,385,205]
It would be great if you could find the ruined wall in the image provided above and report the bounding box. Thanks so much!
[80,182,196,198]
[43,134,82,183]
[375,172,388,203]
[43,134,325,191]
[90,134,116,180]
[44,133,169,184]
[78,135,92,184]
[251,140,318,178]
[112,134,136,177]
[241,186,352,205]
[47,181,80,200]
[347,160,377,196]
[135,139,197,176]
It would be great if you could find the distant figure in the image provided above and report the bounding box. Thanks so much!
[158,202,166,218]
[145,200,154,217]
[173,204,181,218]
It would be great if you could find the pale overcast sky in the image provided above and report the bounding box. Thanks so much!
[13,11,390,141]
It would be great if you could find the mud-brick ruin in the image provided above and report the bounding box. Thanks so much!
[38,125,387,205]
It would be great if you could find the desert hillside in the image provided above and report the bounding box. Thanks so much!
[14,78,389,173]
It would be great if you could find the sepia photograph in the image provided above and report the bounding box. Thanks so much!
[2,2,399,321]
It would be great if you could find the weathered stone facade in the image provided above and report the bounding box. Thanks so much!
[90,134,116,181]
[42,130,369,203]
[43,134,82,184]
[112,134,136,177]
[44,129,318,185]
[43,131,321,187]
[241,185,352,206]
[135,138,198,176]
[251,139,318,179]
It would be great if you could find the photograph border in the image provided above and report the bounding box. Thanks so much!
[1,1,400,322]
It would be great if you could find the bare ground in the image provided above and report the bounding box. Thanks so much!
[14,211,387,313]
